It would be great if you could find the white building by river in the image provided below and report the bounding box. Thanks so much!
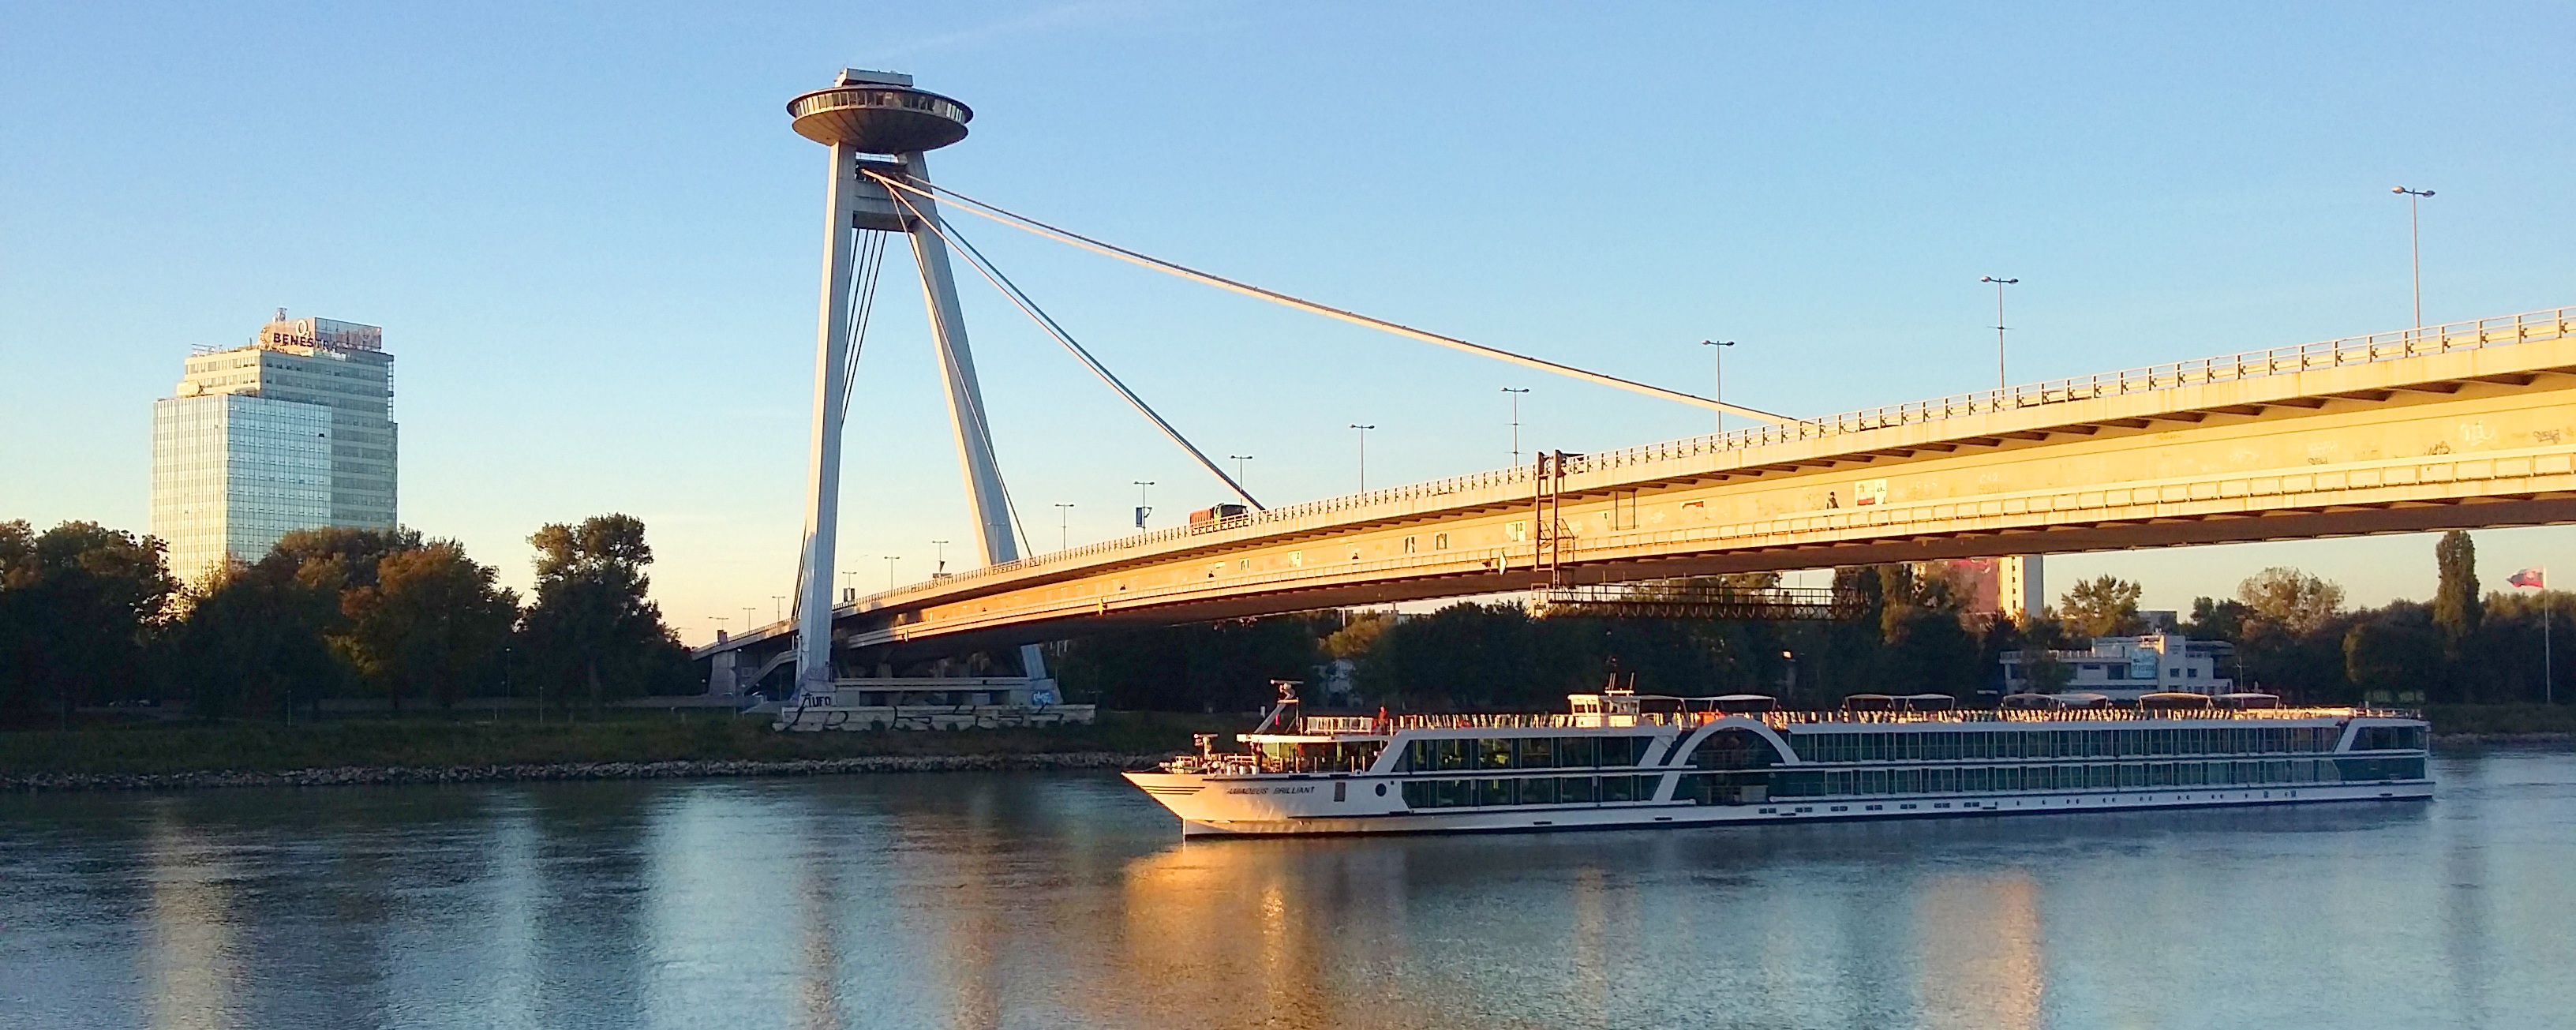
[1998,633,2236,700]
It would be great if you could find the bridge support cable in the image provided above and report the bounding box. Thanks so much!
[863,171,1795,426]
[886,186,1264,510]
[837,227,892,414]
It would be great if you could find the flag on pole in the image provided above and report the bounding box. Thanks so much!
[2508,568,2546,589]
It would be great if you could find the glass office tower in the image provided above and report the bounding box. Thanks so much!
[151,313,398,584]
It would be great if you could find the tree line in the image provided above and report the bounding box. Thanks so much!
[1058,531,2570,712]
[0,514,693,727]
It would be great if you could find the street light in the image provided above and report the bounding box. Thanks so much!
[883,555,900,590]
[2392,186,2436,333]
[930,539,949,575]
[743,605,757,631]
[1349,425,1377,492]
[771,594,786,623]
[1500,388,1529,466]
[1053,503,1075,551]
[1697,341,1734,433]
[1980,276,2019,390]
[1133,481,1155,530]
[1228,455,1254,489]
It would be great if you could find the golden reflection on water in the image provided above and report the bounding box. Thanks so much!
[794,814,844,1030]
[1915,871,2044,1030]
[1101,842,1454,1030]
[879,789,1010,1030]
[143,814,238,1030]
[1569,866,1613,1030]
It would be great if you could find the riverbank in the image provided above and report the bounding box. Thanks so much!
[2,753,1172,792]
[2423,703,2576,745]
[6,703,2567,792]
[0,710,1233,791]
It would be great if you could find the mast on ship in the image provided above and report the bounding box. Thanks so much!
[1252,680,1302,734]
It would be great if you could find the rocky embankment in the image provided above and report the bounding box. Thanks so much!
[2,751,1176,792]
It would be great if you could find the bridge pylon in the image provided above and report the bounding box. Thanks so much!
[784,69,1053,706]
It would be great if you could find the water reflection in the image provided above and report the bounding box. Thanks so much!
[1,755,2569,1029]
[144,811,239,1030]
[1914,872,2042,1030]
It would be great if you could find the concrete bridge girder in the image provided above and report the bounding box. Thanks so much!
[693,327,2576,667]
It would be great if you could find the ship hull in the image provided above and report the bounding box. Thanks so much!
[1123,770,2432,837]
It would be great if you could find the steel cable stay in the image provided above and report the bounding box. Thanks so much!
[885,186,1262,510]
[837,227,890,411]
[863,170,1796,425]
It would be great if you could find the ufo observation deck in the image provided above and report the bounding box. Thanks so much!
[788,83,972,153]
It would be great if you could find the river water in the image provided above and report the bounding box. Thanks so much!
[1,749,2569,1030]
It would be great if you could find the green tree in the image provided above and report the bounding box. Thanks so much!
[2431,530,2481,656]
[2183,597,2249,641]
[345,541,521,711]
[517,515,691,711]
[1058,616,1329,712]
[2344,606,2443,702]
[2059,575,2144,638]
[2237,567,2344,636]
[167,564,348,720]
[0,520,178,726]
[1323,612,1391,660]
[2021,650,2074,692]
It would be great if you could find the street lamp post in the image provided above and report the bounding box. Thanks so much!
[1980,276,2019,391]
[931,539,949,575]
[1228,455,1253,491]
[1500,388,1528,466]
[1697,341,1734,433]
[883,555,900,590]
[2392,186,2436,334]
[1054,504,1074,551]
[743,605,757,631]
[1349,425,1376,491]
[1133,481,1155,530]
[771,594,786,623]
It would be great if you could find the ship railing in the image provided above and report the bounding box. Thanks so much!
[1754,706,2416,727]
[1285,706,2417,737]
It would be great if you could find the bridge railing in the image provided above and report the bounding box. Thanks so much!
[1579,305,2576,472]
[845,306,2570,607]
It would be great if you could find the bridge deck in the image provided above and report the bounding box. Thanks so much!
[700,307,2576,662]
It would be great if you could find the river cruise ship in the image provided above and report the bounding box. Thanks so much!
[1124,685,2431,837]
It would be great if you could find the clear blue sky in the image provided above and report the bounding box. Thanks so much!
[6,2,2573,644]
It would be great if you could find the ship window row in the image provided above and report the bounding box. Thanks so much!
[1787,727,2350,763]
[1744,757,2426,800]
[1400,775,1657,809]
[1398,736,1661,772]
[1252,741,1386,773]
[2350,726,2427,751]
